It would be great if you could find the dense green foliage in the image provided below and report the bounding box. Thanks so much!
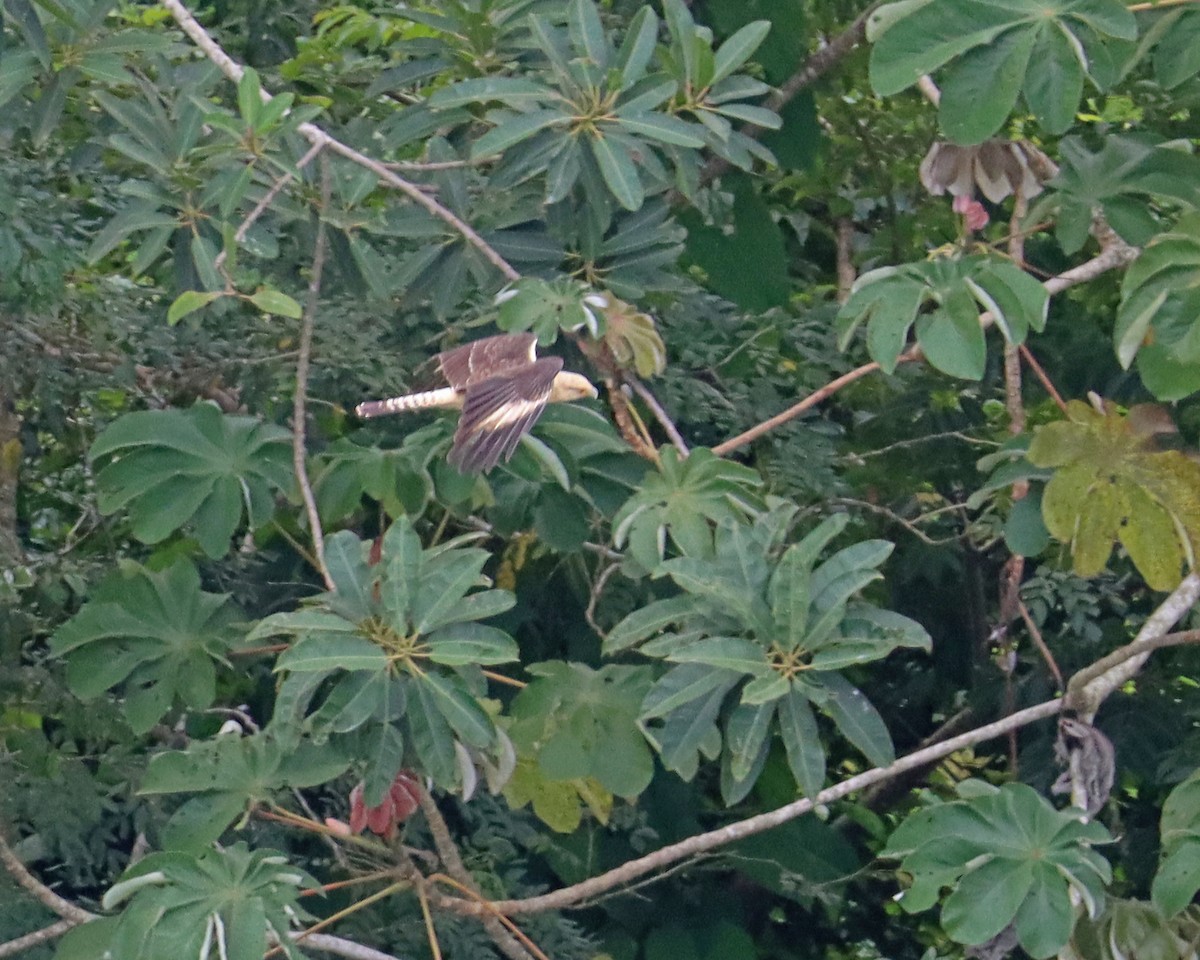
[2,0,1200,959]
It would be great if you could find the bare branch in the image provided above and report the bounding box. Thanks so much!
[450,698,1065,916]
[417,791,536,960]
[214,139,324,272]
[159,0,521,282]
[1067,573,1200,717]
[628,377,689,457]
[702,3,883,183]
[712,359,893,456]
[294,155,335,591]
[0,824,96,925]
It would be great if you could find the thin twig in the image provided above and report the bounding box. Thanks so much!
[841,430,998,461]
[628,377,689,457]
[1018,600,1064,693]
[825,497,969,545]
[0,824,96,925]
[1019,345,1069,413]
[384,159,474,171]
[214,140,324,272]
[294,155,335,591]
[417,791,535,960]
[712,359,893,456]
[585,561,621,636]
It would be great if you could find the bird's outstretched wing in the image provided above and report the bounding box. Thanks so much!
[437,333,539,389]
[448,355,563,473]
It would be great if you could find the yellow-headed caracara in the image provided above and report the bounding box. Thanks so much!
[355,332,598,473]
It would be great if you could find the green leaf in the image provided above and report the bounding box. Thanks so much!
[711,21,772,85]
[613,7,659,88]
[91,404,292,557]
[247,288,303,318]
[1021,22,1084,135]
[778,689,824,799]
[604,596,697,652]
[49,561,241,732]
[943,858,1036,945]
[884,782,1112,954]
[429,77,559,109]
[1031,400,1200,588]
[425,623,520,666]
[666,636,770,675]
[939,27,1036,144]
[1014,862,1076,958]
[97,845,314,960]
[590,133,645,211]
[471,109,572,159]
[818,673,894,768]
[612,111,706,148]
[916,282,987,379]
[512,662,654,797]
[237,67,262,126]
[568,0,609,70]
[274,634,388,673]
[1152,839,1200,917]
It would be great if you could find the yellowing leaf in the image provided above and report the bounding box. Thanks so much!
[1030,399,1200,589]
[603,296,668,377]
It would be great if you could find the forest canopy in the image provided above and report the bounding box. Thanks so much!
[2,1,1200,959]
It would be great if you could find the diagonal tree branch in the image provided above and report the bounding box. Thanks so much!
[432,572,1196,918]
[701,2,883,184]
[713,220,1139,455]
[159,0,521,282]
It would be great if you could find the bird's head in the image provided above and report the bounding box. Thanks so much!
[549,371,599,403]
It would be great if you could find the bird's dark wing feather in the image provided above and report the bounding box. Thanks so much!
[438,333,539,389]
[448,356,562,472]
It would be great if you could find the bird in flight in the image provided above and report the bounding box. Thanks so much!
[355,333,598,473]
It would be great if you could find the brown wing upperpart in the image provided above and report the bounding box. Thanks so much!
[437,333,539,390]
[447,355,563,473]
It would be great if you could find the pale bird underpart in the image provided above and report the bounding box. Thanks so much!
[355,332,598,473]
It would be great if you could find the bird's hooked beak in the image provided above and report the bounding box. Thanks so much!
[551,371,599,402]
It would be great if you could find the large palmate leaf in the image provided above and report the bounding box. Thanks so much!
[91,402,292,558]
[611,447,765,572]
[869,0,1137,143]
[507,661,656,805]
[1029,136,1200,254]
[884,782,1112,958]
[1152,770,1200,916]
[249,518,517,797]
[1027,400,1200,589]
[139,733,349,851]
[606,509,930,801]
[837,255,1049,377]
[1115,213,1200,400]
[49,561,241,733]
[426,0,774,210]
[55,843,315,960]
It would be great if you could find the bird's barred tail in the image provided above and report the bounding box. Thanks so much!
[355,387,459,419]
